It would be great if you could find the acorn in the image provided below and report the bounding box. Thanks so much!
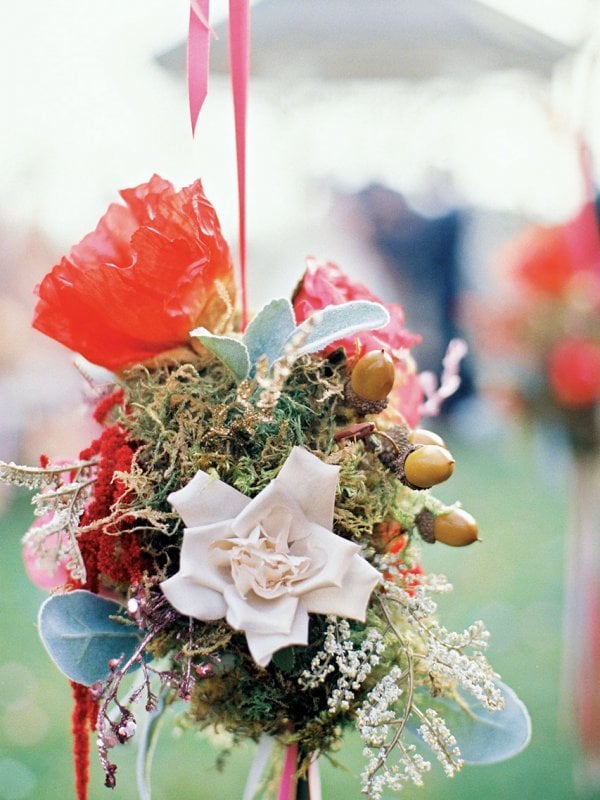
[351,350,395,401]
[345,349,395,414]
[403,445,455,489]
[409,428,446,447]
[416,507,479,547]
[434,508,479,546]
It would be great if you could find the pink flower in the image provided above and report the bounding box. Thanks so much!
[23,515,71,590]
[293,259,423,426]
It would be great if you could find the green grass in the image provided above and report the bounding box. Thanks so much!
[0,428,594,799]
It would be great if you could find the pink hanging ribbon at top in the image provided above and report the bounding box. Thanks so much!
[188,0,211,136]
[188,0,250,330]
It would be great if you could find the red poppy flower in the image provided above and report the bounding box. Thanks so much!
[33,176,235,370]
[548,336,600,407]
[293,259,423,426]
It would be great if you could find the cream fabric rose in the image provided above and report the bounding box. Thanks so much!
[161,446,381,666]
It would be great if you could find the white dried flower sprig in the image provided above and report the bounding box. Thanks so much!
[357,661,435,797]
[384,582,502,711]
[352,579,503,798]
[415,707,463,777]
[1,459,98,581]
[298,618,385,712]
[355,594,425,797]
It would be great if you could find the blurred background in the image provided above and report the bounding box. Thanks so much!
[2,0,600,798]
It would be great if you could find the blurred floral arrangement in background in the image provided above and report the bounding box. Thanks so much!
[0,176,529,800]
[464,153,600,785]
[468,190,600,455]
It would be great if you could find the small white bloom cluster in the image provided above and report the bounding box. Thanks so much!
[356,666,404,746]
[357,667,431,798]
[360,744,431,800]
[385,581,503,711]
[298,617,384,713]
[417,708,463,777]
[425,640,503,711]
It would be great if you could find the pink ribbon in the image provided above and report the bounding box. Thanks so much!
[187,0,211,135]
[228,0,250,330]
[277,742,298,800]
[188,0,250,329]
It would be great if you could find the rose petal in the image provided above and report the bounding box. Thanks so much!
[168,471,249,527]
[178,522,235,593]
[275,447,339,531]
[231,483,301,542]
[244,604,310,667]
[291,523,361,594]
[160,573,227,620]
[305,556,381,621]
[223,585,299,636]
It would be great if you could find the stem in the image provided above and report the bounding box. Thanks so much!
[296,776,310,800]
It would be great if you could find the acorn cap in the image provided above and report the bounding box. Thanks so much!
[403,445,455,489]
[344,381,388,415]
[415,509,436,543]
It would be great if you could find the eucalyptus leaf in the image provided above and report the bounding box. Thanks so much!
[292,301,390,356]
[411,681,531,765]
[190,328,250,382]
[136,693,167,800]
[38,590,144,686]
[244,298,296,370]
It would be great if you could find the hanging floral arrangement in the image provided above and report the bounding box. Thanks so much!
[1,175,530,800]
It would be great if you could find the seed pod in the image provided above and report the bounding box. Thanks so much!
[403,445,455,489]
[351,350,395,401]
[433,508,479,546]
[409,428,446,447]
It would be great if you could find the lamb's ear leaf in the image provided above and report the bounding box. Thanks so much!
[244,298,296,370]
[409,680,531,765]
[292,301,390,355]
[38,590,144,686]
[189,328,250,382]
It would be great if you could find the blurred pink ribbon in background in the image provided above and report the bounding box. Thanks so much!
[188,0,250,328]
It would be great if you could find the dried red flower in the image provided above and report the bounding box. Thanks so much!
[71,681,98,800]
[548,336,600,408]
[293,259,423,425]
[78,422,149,592]
[33,176,235,370]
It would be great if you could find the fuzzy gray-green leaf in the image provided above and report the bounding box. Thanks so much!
[244,298,296,369]
[292,301,389,356]
[190,328,250,382]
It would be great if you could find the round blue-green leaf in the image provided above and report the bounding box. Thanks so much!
[38,590,145,686]
[420,681,531,765]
